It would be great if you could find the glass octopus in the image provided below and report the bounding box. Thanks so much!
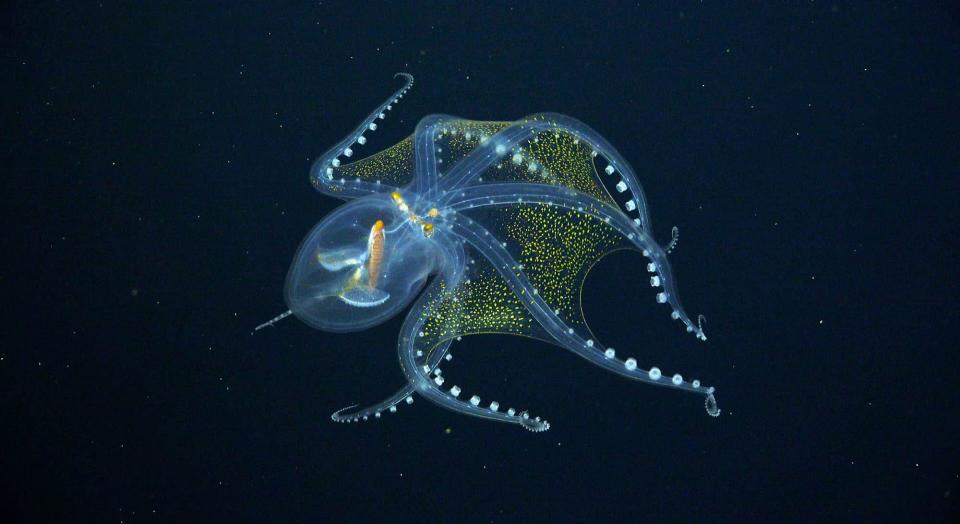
[257,73,721,432]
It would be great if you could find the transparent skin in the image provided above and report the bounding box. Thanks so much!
[285,194,439,332]
[273,73,719,432]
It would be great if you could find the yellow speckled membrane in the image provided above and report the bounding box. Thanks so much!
[333,136,415,188]
[497,203,626,328]
[436,118,615,204]
[416,202,629,360]
[418,260,535,341]
[332,118,616,204]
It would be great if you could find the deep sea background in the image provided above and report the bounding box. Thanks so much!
[4,2,959,523]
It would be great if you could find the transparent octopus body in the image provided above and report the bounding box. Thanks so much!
[260,73,720,432]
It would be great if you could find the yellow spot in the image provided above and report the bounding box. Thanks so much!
[428,208,439,217]
[391,191,402,202]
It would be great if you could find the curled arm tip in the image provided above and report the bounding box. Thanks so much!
[665,226,680,253]
[331,404,360,422]
[705,393,721,417]
[519,413,552,432]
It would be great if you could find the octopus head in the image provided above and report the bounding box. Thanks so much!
[284,194,437,332]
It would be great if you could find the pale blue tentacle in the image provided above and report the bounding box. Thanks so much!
[448,182,707,343]
[396,283,552,432]
[437,113,654,231]
[330,340,452,423]
[413,114,456,201]
[310,73,415,199]
[395,232,551,432]
[446,204,719,417]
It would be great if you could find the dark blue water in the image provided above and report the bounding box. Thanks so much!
[5,2,958,522]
